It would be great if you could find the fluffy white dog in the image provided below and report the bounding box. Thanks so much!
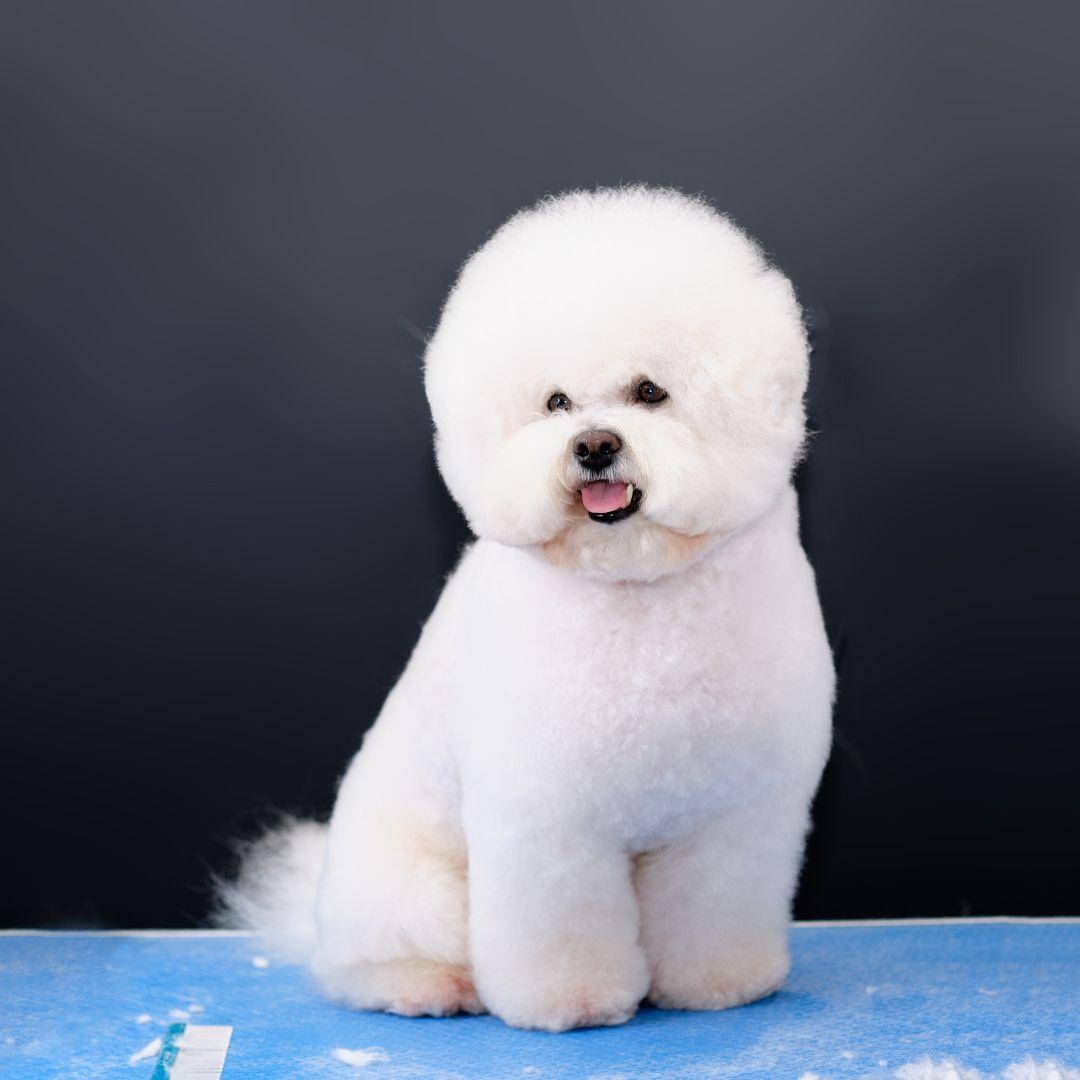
[222,186,834,1032]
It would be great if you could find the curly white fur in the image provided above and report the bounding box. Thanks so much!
[220,186,834,1031]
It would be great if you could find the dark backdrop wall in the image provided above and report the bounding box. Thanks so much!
[3,1,1078,928]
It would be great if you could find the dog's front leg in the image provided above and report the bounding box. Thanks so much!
[466,809,650,1031]
[635,799,810,1010]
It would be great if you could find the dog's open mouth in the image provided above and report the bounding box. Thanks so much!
[580,481,644,524]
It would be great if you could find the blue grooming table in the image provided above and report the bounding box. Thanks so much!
[1,920,1077,1079]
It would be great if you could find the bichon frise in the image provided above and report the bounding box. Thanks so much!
[221,185,834,1032]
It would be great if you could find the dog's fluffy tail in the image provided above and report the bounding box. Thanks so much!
[213,816,327,962]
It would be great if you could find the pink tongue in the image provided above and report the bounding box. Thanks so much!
[581,481,630,514]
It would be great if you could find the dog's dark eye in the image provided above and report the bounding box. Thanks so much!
[547,391,573,412]
[635,380,668,405]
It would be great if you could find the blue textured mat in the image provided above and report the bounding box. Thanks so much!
[1,921,1077,1079]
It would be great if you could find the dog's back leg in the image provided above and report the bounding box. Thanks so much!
[308,721,478,1016]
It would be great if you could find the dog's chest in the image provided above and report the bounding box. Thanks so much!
[458,545,798,839]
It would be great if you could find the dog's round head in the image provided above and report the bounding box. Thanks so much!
[424,187,809,581]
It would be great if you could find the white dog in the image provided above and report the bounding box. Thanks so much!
[222,186,834,1032]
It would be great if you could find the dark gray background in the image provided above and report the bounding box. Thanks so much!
[3,1,1078,927]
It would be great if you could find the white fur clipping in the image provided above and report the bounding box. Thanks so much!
[128,1037,162,1066]
[890,1062,1080,1080]
[331,1047,389,1068]
[1002,1062,1080,1080]
[895,1061,983,1080]
[215,817,327,962]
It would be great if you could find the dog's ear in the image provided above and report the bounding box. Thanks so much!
[752,269,810,425]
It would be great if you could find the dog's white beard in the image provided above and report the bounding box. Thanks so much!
[539,516,715,582]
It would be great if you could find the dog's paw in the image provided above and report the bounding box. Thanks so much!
[473,932,650,1031]
[500,983,642,1032]
[479,948,649,1032]
[313,955,484,1017]
[385,962,484,1018]
[648,947,789,1011]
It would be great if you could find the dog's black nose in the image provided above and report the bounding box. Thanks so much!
[574,429,622,473]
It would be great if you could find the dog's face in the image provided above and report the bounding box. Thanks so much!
[424,187,809,581]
